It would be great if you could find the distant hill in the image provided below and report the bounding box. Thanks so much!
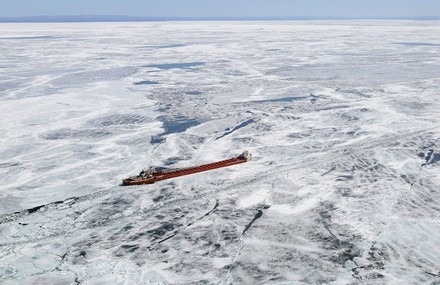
[1,15,439,22]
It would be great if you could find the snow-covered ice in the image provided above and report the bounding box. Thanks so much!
[1,21,440,284]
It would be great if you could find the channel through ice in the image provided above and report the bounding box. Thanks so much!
[0,21,440,284]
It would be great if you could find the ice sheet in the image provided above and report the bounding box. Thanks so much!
[1,21,440,284]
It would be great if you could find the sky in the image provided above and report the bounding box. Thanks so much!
[0,0,439,18]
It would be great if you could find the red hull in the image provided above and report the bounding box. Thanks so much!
[122,153,250,186]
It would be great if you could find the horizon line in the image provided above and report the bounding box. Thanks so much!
[1,15,440,23]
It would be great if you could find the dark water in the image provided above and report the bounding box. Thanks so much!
[143,62,204,70]
[161,117,200,135]
[0,36,58,40]
[156,44,187,49]
[139,44,187,49]
[133,80,159,85]
[151,116,201,144]
[0,162,21,168]
[216,119,255,140]
[396,42,440,47]
[419,149,440,166]
[253,96,309,103]
[185,91,203,96]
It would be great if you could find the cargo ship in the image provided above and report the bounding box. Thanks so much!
[122,151,251,186]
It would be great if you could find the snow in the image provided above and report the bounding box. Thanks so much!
[1,20,440,284]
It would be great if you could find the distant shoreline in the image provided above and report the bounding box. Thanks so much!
[1,15,440,23]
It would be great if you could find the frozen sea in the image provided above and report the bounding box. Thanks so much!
[0,21,440,284]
